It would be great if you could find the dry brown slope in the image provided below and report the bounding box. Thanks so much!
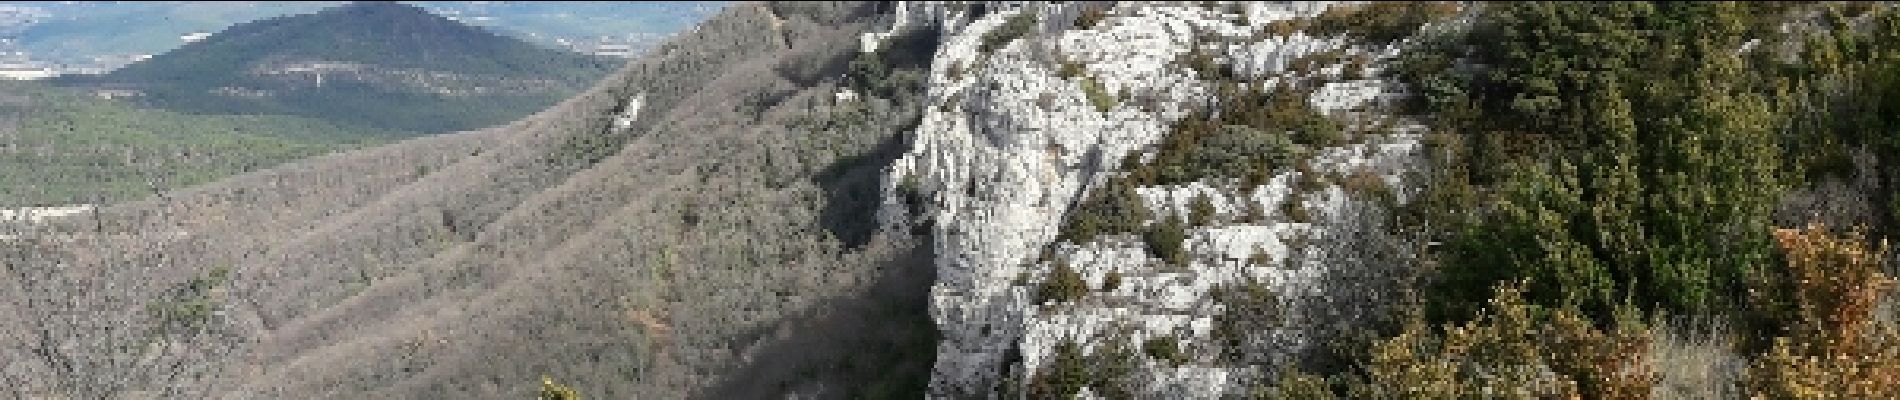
[4,2,936,398]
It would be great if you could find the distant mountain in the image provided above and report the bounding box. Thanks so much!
[57,1,622,134]
[0,2,726,70]
[0,2,343,68]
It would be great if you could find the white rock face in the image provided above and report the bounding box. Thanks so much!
[612,93,645,131]
[0,204,96,223]
[870,2,1435,397]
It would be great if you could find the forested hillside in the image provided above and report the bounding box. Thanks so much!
[56,1,620,134]
[2,2,937,398]
[0,81,393,206]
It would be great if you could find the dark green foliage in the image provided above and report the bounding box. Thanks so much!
[1311,2,1460,44]
[979,10,1038,54]
[803,36,937,247]
[58,1,618,134]
[1281,199,1312,224]
[1058,178,1153,244]
[544,126,633,169]
[1073,7,1108,30]
[815,121,917,249]
[1188,194,1217,226]
[1339,169,1394,205]
[1263,2,1460,45]
[1142,335,1188,366]
[1057,61,1087,80]
[1026,339,1139,399]
[1408,2,1809,324]
[1039,263,1089,305]
[1286,50,1347,76]
[1085,340,1140,398]
[1226,2,1900,397]
[1144,215,1188,266]
[1787,10,1900,237]
[848,27,938,102]
[1126,86,1336,187]
[1211,280,1281,363]
[1026,342,1089,399]
[1101,270,1122,292]
[1261,370,1338,400]
[147,266,232,333]
[1178,47,1237,81]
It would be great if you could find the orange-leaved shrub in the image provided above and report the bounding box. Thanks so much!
[1352,281,1655,399]
[1745,224,1900,398]
[539,376,581,400]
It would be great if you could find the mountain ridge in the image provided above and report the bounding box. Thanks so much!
[56,1,620,134]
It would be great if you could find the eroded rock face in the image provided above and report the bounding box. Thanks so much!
[869,1,1441,397]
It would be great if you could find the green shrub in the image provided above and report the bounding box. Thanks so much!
[1074,7,1108,30]
[1057,61,1087,79]
[147,266,233,332]
[1415,1,1792,324]
[1058,178,1152,244]
[1039,263,1090,305]
[1132,122,1300,187]
[1026,342,1090,399]
[979,10,1038,54]
[1255,2,1458,44]
[1142,336,1189,366]
[147,299,214,331]
[846,34,933,101]
[1308,2,1461,44]
[1144,215,1188,266]
[1286,49,1346,75]
[1211,280,1282,363]
[1261,370,1337,400]
[1027,339,1139,399]
[1080,76,1116,113]
[1339,169,1393,204]
[1177,47,1236,81]
[1187,193,1217,226]
[1124,86,1332,187]
[1280,200,1311,224]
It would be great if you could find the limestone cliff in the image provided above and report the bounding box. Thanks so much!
[867,2,1447,397]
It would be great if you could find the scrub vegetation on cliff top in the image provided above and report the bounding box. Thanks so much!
[1254,2,1900,397]
[1043,1,1900,397]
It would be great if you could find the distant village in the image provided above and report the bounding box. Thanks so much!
[425,5,661,58]
[0,48,152,80]
[0,4,143,80]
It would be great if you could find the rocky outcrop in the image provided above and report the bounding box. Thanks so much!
[869,1,1441,397]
